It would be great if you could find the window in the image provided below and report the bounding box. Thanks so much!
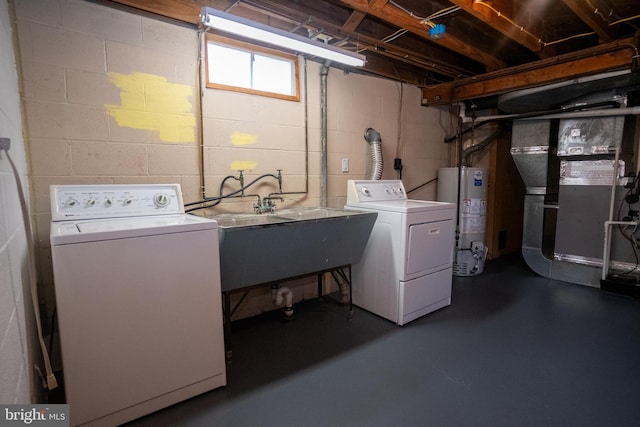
[205,33,300,101]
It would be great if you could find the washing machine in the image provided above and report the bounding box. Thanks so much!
[346,180,456,325]
[49,184,226,427]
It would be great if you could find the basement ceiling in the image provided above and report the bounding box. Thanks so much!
[106,0,640,106]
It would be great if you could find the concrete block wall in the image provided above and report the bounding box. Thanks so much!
[14,0,454,323]
[0,0,39,404]
[202,61,453,212]
[14,0,200,311]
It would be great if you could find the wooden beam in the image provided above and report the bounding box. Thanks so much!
[562,0,614,43]
[368,0,388,11]
[333,0,506,69]
[448,0,554,57]
[106,0,205,24]
[421,38,635,106]
[342,10,366,33]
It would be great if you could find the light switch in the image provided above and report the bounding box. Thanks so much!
[341,158,349,173]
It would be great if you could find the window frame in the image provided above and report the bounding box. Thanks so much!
[204,33,300,102]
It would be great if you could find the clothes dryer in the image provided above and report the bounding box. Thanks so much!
[346,180,456,325]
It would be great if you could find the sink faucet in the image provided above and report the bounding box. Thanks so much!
[254,196,284,214]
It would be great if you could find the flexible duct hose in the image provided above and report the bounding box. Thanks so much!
[364,128,383,180]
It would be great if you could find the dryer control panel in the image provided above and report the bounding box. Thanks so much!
[347,180,407,203]
[50,184,184,221]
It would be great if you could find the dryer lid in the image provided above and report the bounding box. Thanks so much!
[346,199,455,213]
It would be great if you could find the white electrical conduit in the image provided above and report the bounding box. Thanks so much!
[468,105,640,124]
[0,143,58,390]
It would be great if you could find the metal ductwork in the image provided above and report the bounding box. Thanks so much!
[364,127,383,180]
[511,101,640,287]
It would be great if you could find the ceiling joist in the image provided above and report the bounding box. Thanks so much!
[421,37,636,106]
[104,0,640,103]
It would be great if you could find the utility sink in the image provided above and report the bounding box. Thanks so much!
[276,207,354,220]
[199,207,377,292]
[210,208,360,228]
[210,213,291,228]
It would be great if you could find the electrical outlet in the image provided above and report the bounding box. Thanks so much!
[0,137,10,151]
[341,158,349,173]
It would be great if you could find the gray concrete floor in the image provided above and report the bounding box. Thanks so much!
[125,254,640,427]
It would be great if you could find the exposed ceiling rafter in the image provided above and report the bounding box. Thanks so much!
[102,0,640,105]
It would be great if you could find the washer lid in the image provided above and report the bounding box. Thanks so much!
[50,214,217,245]
[346,199,455,213]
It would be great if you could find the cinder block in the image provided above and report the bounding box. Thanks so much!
[19,62,66,102]
[107,115,151,143]
[14,0,62,26]
[106,41,174,77]
[256,97,303,126]
[70,141,148,175]
[142,19,197,59]
[251,123,304,151]
[30,24,105,72]
[27,139,71,176]
[179,175,203,205]
[14,19,34,64]
[60,0,143,44]
[203,90,259,121]
[60,104,110,141]
[269,150,305,175]
[67,69,120,107]
[175,57,198,86]
[148,144,199,175]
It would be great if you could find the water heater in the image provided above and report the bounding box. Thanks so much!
[438,167,488,276]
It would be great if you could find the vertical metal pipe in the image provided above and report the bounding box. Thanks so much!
[196,30,207,199]
[602,146,621,280]
[320,61,330,207]
[455,109,464,250]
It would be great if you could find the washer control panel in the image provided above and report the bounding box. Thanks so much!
[50,184,184,221]
[347,180,407,203]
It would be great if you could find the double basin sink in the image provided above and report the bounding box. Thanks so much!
[211,207,362,228]
[201,207,377,292]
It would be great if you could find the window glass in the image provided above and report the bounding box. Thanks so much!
[207,44,251,88]
[205,34,299,101]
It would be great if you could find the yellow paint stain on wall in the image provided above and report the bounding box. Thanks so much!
[230,160,258,170]
[230,131,258,146]
[105,72,196,143]
[229,131,258,170]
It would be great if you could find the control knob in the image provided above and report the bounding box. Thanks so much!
[154,193,170,207]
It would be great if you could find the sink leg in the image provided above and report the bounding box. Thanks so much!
[317,273,324,301]
[348,265,354,319]
[223,291,233,360]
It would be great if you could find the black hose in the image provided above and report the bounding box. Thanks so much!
[185,173,281,212]
[462,131,499,166]
[406,177,438,194]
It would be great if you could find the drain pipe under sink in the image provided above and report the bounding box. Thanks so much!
[271,285,294,319]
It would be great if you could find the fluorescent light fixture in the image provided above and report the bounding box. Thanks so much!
[200,7,365,67]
